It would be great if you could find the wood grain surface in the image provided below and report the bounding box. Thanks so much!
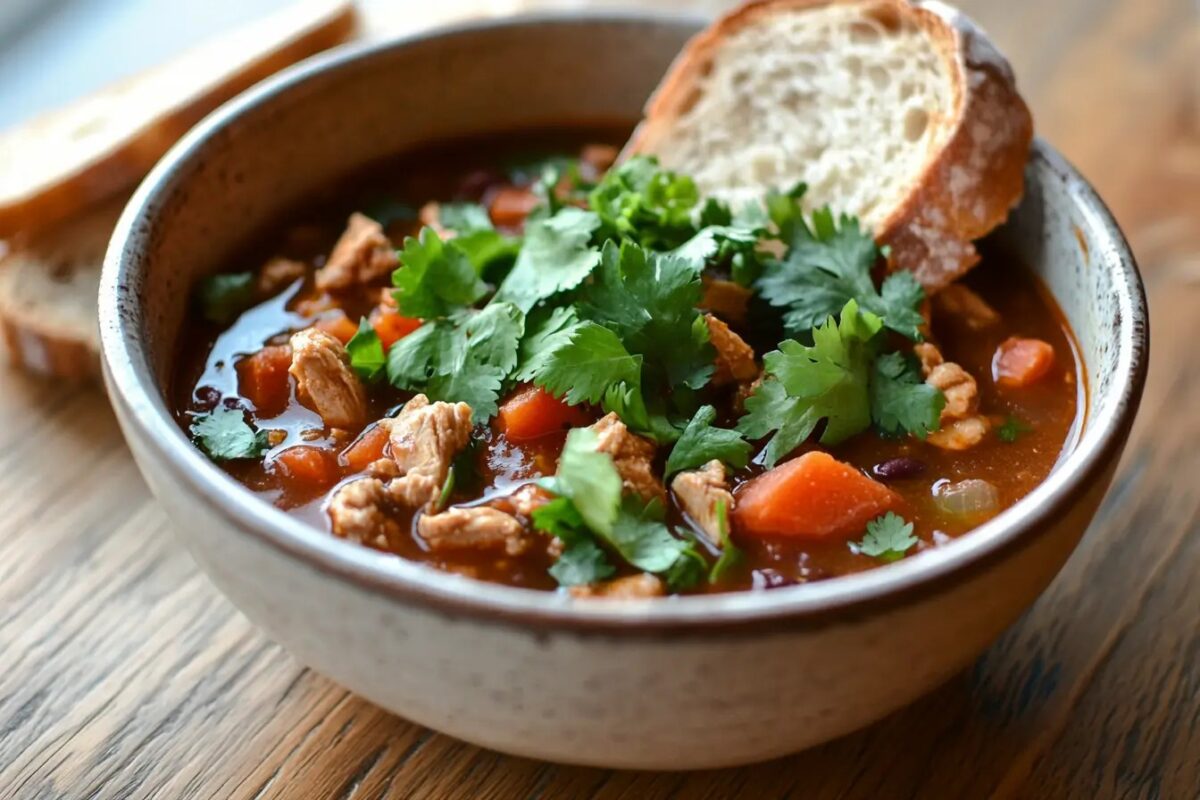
[1,0,1197,797]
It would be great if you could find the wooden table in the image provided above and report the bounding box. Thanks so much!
[2,0,1197,796]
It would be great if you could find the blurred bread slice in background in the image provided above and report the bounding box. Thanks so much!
[628,0,1032,290]
[0,0,356,379]
[0,196,127,380]
[0,0,355,239]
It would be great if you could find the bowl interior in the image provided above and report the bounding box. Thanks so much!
[101,13,1146,624]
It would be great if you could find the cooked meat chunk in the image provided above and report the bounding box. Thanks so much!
[934,284,1000,330]
[590,413,665,502]
[328,478,401,549]
[705,314,758,387]
[671,460,734,546]
[701,278,751,325]
[915,342,989,449]
[315,213,398,290]
[381,394,473,511]
[288,328,368,429]
[418,506,532,556]
[927,416,989,451]
[496,483,552,518]
[257,256,306,296]
[570,573,666,599]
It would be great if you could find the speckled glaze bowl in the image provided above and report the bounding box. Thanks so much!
[99,13,1147,769]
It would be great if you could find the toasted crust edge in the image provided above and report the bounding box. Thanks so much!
[627,0,1033,291]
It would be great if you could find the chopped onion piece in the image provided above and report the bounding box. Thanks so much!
[933,479,1000,518]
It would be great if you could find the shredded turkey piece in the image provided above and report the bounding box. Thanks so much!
[328,478,400,548]
[315,213,398,290]
[288,328,368,429]
[570,573,666,599]
[915,342,989,450]
[380,395,473,511]
[417,506,532,556]
[590,413,665,502]
[705,314,758,387]
[671,460,734,546]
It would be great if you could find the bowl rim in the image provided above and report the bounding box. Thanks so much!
[99,11,1149,637]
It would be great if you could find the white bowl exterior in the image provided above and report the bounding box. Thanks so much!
[100,15,1145,768]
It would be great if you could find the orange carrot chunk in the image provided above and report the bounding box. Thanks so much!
[272,446,338,492]
[237,345,293,417]
[488,186,539,228]
[497,385,591,442]
[733,451,901,541]
[340,423,389,473]
[993,337,1055,387]
[315,313,359,345]
[370,308,422,349]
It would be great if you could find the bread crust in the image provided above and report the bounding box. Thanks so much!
[628,0,1033,290]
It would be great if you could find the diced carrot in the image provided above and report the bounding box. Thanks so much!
[497,385,591,442]
[237,345,293,417]
[993,337,1055,387]
[340,423,389,473]
[488,186,539,228]
[315,313,359,344]
[370,307,422,349]
[272,446,338,492]
[733,451,901,541]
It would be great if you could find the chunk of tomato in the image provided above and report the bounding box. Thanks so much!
[370,308,422,349]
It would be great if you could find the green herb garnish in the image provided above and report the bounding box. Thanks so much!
[854,512,919,562]
[191,408,270,461]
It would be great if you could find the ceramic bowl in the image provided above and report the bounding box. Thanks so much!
[99,13,1148,769]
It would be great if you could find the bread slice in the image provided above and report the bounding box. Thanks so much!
[0,0,356,239]
[0,195,129,379]
[627,0,1032,290]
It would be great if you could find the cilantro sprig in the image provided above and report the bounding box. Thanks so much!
[738,300,944,467]
[533,428,703,589]
[191,408,270,461]
[664,405,751,478]
[854,512,919,562]
[757,207,927,341]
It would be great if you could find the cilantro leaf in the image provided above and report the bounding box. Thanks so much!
[453,229,522,276]
[540,428,624,536]
[386,304,524,422]
[532,497,617,587]
[580,241,713,392]
[197,272,255,324]
[672,224,763,274]
[438,202,493,232]
[664,405,752,477]
[528,321,643,406]
[191,408,270,461]
[854,511,918,562]
[756,209,926,340]
[600,382,682,444]
[550,539,617,586]
[346,318,386,381]
[608,495,694,574]
[870,352,945,439]
[708,500,744,584]
[588,156,701,250]
[997,415,1033,443]
[492,207,602,312]
[392,227,487,318]
[737,300,883,466]
[664,540,708,592]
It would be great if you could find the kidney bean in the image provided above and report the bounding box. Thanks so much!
[872,457,926,481]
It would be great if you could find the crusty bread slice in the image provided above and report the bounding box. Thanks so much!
[0,196,128,379]
[0,0,356,239]
[627,0,1032,290]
